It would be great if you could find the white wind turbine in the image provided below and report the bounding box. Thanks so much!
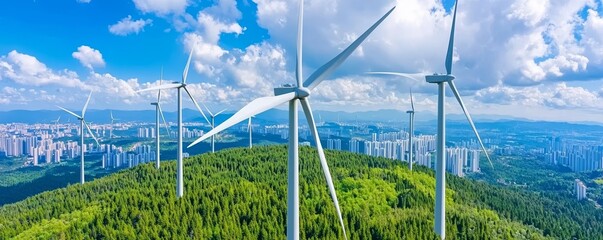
[137,48,211,198]
[407,90,415,171]
[109,111,119,139]
[368,1,492,239]
[247,116,253,149]
[52,116,60,134]
[201,102,225,153]
[188,2,395,239]
[57,92,99,185]
[150,69,171,169]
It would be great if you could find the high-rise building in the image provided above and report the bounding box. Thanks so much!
[575,179,587,200]
[32,150,38,166]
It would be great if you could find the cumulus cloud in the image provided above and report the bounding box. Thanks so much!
[0,50,150,108]
[72,45,105,70]
[132,0,189,16]
[0,50,84,88]
[108,15,152,36]
[76,0,91,3]
[475,83,602,110]
[582,9,603,65]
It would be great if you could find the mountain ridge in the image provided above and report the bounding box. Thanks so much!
[1,146,600,239]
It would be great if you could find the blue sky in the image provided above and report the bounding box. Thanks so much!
[2,0,603,123]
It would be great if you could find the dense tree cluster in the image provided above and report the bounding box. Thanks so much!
[1,145,600,239]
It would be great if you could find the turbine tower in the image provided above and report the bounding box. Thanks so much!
[248,117,253,149]
[368,1,492,239]
[406,90,415,171]
[52,116,60,134]
[188,2,395,239]
[150,69,171,169]
[57,92,99,185]
[201,102,225,153]
[137,48,210,198]
[109,111,119,139]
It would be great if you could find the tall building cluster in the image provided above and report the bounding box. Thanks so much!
[1,124,99,166]
[347,131,483,176]
[326,139,342,150]
[546,137,603,172]
[575,179,587,200]
[102,144,155,169]
[137,127,156,138]
[446,148,481,177]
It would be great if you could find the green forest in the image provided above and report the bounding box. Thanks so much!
[1,145,602,239]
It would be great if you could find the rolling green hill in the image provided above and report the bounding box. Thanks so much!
[1,146,601,239]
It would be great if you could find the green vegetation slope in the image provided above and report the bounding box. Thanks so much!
[1,146,602,239]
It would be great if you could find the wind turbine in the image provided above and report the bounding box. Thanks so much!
[56,92,99,185]
[136,47,210,198]
[368,1,492,239]
[109,111,119,139]
[406,90,415,171]
[52,116,60,134]
[201,102,225,153]
[188,2,395,239]
[150,69,171,169]
[247,117,253,149]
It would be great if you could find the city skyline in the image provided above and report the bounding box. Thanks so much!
[1,0,603,123]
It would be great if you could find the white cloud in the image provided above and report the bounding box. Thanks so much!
[77,0,91,3]
[0,50,84,88]
[0,50,151,108]
[109,15,153,36]
[72,46,105,70]
[582,9,603,65]
[475,82,601,110]
[132,0,189,16]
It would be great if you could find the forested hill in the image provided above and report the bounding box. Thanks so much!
[1,146,602,239]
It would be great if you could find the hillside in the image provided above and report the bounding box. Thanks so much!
[1,146,602,239]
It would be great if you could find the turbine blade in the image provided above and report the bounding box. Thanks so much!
[214,109,227,117]
[187,92,296,148]
[57,106,81,119]
[82,91,92,118]
[110,111,114,120]
[445,0,458,75]
[304,6,396,90]
[300,98,347,240]
[136,83,181,93]
[448,81,493,168]
[158,104,170,138]
[247,117,251,131]
[410,89,415,111]
[296,0,304,87]
[183,46,195,84]
[183,86,211,125]
[200,100,214,117]
[84,120,99,146]
[367,71,426,82]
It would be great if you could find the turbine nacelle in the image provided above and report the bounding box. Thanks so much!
[406,110,414,114]
[274,86,311,98]
[425,74,455,83]
[296,87,311,98]
[151,102,158,106]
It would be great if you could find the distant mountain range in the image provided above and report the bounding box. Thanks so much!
[0,108,533,124]
[2,108,603,130]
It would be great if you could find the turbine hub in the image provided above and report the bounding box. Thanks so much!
[296,87,310,98]
[425,74,455,83]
